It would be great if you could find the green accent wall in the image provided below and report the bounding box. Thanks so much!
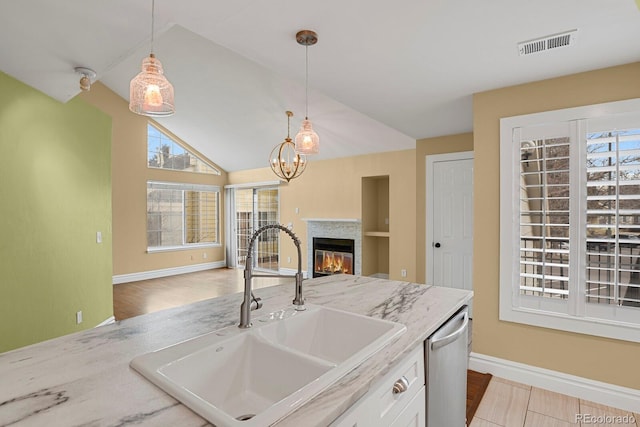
[0,72,113,353]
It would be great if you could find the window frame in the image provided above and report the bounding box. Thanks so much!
[147,123,221,175]
[500,98,640,343]
[146,181,221,252]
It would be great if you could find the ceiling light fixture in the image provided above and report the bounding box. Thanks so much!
[294,30,319,155]
[271,111,307,182]
[129,0,175,117]
[75,67,96,92]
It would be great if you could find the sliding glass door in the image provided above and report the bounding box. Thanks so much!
[232,187,279,272]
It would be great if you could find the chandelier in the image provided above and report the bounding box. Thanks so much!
[270,111,307,182]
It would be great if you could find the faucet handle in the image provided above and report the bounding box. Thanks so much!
[250,294,263,311]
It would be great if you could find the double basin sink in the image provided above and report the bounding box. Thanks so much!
[130,304,406,426]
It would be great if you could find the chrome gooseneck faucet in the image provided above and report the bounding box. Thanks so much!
[239,224,305,328]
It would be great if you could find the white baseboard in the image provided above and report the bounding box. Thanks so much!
[112,261,226,285]
[96,316,115,327]
[279,268,309,279]
[469,352,640,413]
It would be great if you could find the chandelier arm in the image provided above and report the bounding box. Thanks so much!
[278,144,291,180]
[290,155,300,177]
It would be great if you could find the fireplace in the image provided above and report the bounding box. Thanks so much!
[313,237,355,278]
[304,218,361,277]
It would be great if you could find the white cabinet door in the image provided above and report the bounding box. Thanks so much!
[369,346,424,425]
[390,386,426,427]
[329,397,375,427]
[330,346,425,427]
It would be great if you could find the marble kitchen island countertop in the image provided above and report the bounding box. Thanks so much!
[0,275,472,427]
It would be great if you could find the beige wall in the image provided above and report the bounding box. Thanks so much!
[228,149,417,281]
[473,62,640,389]
[415,133,474,283]
[81,83,227,276]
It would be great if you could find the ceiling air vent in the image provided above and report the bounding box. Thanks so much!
[518,29,577,56]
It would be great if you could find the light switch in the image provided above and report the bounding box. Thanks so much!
[96,231,102,244]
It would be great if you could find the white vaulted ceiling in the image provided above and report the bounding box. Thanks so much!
[1,0,640,171]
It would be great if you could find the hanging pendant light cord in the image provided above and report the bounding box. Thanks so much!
[305,45,309,119]
[150,0,155,54]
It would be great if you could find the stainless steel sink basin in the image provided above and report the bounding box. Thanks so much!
[130,304,405,427]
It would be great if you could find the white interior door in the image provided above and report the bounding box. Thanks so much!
[426,152,474,314]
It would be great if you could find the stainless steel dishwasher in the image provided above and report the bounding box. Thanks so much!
[425,306,469,427]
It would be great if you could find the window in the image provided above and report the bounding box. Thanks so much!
[500,99,640,343]
[147,124,220,175]
[147,181,220,251]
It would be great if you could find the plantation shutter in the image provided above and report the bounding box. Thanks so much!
[514,123,575,313]
[585,117,640,310]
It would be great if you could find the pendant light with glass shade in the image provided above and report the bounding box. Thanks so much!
[294,30,319,155]
[129,0,175,117]
[271,111,307,182]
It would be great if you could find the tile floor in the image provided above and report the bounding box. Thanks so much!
[470,377,639,427]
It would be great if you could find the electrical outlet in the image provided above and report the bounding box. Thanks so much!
[96,231,102,244]
[287,256,291,263]
[401,269,407,278]
[76,311,83,324]
[203,252,207,259]
[295,207,299,214]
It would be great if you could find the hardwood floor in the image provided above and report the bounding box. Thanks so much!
[468,370,493,422]
[112,267,293,320]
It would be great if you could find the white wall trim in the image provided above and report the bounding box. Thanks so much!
[301,218,361,223]
[96,316,115,327]
[279,267,309,279]
[223,180,282,189]
[469,352,640,413]
[112,261,226,285]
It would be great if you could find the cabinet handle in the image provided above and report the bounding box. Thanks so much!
[392,376,409,394]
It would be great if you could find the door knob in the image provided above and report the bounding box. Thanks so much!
[434,242,441,248]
